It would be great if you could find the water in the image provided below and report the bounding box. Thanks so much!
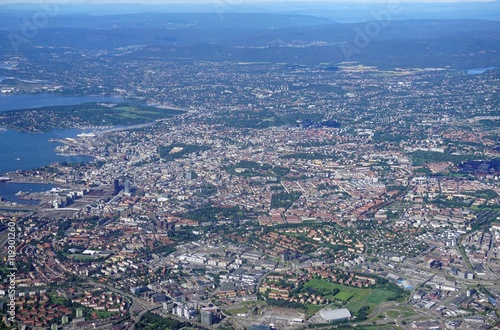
[466,66,498,75]
[0,94,123,111]
[0,128,95,174]
[0,182,54,205]
[0,94,122,174]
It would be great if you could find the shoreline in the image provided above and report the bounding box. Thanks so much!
[0,178,59,185]
[0,130,99,176]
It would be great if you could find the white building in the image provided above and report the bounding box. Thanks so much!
[319,308,352,323]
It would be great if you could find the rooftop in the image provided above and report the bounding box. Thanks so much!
[319,308,352,321]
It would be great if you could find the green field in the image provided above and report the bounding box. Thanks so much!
[386,310,399,318]
[303,279,399,314]
[365,289,396,304]
[344,301,368,313]
[305,304,325,315]
[385,307,416,319]
[70,254,100,260]
[96,310,119,319]
[224,306,248,315]
[49,293,69,306]
[0,102,183,132]
[304,278,334,291]
[334,292,353,301]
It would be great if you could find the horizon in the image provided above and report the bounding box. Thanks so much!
[1,0,498,4]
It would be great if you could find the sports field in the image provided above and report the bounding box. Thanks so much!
[303,278,398,313]
[334,292,353,301]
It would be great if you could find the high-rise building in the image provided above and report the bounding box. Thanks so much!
[201,309,214,326]
[124,180,131,195]
[113,179,120,195]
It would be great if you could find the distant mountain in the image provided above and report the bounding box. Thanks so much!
[0,12,334,30]
[0,12,498,69]
[0,1,499,21]
[241,2,500,22]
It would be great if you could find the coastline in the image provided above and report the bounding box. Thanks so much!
[0,94,171,175]
[0,180,57,206]
[0,128,97,175]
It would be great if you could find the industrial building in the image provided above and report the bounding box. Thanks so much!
[318,308,352,323]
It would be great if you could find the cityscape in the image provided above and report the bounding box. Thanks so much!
[0,2,499,330]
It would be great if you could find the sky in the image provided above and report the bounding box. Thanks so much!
[0,0,497,3]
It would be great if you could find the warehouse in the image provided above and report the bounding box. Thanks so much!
[319,308,352,323]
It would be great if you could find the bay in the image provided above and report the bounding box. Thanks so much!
[0,94,123,111]
[0,94,125,174]
[0,182,54,205]
[0,128,95,174]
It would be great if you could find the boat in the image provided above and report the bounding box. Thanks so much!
[0,177,11,182]
[77,133,96,138]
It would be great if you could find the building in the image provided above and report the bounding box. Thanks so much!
[173,303,197,320]
[113,179,121,195]
[201,309,214,326]
[319,308,352,323]
[124,180,131,195]
[412,320,442,330]
[401,280,413,290]
[150,293,167,303]
[130,286,149,295]
[249,325,271,330]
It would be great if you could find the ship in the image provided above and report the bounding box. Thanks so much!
[77,133,96,138]
[0,177,11,182]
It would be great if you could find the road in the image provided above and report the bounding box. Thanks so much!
[0,229,9,260]
[48,253,163,328]
[130,305,162,330]
[362,301,440,328]
[88,280,164,329]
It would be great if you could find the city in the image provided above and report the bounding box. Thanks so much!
[0,4,499,330]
